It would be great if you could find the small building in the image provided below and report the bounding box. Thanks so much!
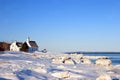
[0,42,10,51]
[20,38,38,52]
[10,41,23,51]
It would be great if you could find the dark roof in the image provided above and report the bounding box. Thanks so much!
[29,41,38,47]
[20,42,29,52]
[16,42,23,47]
[0,42,10,51]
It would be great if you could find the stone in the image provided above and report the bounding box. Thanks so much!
[96,74,112,80]
[81,58,92,64]
[96,59,112,66]
[51,71,70,78]
[63,59,75,65]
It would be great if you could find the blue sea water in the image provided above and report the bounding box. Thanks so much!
[68,52,120,65]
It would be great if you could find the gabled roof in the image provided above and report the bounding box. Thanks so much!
[29,41,38,47]
[16,42,23,47]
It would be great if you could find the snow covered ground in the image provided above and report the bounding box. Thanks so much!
[0,51,120,80]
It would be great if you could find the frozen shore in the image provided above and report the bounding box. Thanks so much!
[0,51,120,80]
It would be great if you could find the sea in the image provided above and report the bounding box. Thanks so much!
[67,52,120,65]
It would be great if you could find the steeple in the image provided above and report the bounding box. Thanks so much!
[26,37,30,42]
[26,37,31,47]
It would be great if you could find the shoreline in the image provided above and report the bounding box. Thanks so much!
[0,51,120,80]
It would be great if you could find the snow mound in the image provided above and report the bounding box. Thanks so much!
[0,51,119,80]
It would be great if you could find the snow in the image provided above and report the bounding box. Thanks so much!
[0,51,120,80]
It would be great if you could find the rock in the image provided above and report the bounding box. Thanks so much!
[52,58,63,64]
[96,74,112,80]
[51,71,70,78]
[63,59,75,65]
[81,58,92,64]
[52,56,72,64]
[60,56,69,61]
[52,56,67,64]
[70,54,83,64]
[95,59,112,66]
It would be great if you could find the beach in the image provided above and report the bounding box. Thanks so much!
[0,51,120,80]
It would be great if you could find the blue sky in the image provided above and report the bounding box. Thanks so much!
[0,0,120,52]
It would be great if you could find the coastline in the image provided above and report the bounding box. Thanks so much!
[0,51,120,80]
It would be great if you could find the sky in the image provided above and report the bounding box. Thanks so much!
[0,0,120,52]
